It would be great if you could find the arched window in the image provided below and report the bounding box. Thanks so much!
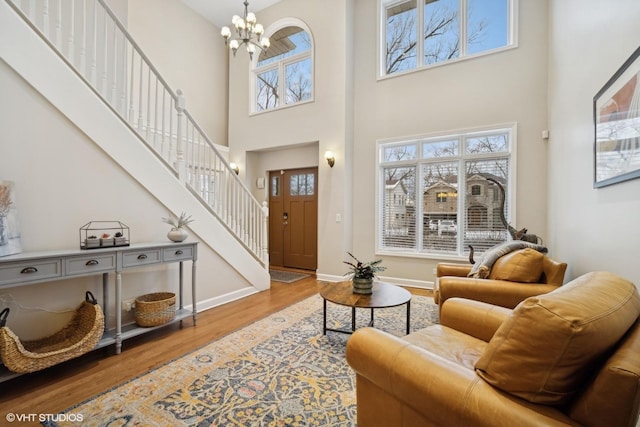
[252,20,313,113]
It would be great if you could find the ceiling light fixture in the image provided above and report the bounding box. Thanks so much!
[221,1,270,60]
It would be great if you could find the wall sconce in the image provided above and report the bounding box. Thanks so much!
[324,151,335,168]
[229,162,240,175]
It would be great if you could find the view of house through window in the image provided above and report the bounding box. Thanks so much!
[383,0,513,75]
[378,126,513,257]
[253,24,313,112]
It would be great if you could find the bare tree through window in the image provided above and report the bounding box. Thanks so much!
[384,0,509,75]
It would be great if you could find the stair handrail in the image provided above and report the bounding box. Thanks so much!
[5,0,268,265]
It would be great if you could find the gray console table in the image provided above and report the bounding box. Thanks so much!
[0,242,198,382]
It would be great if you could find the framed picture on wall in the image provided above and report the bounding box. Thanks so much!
[593,45,640,188]
[0,180,22,257]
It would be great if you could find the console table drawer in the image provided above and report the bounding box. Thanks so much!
[163,246,194,262]
[122,249,162,268]
[65,254,116,276]
[0,259,62,286]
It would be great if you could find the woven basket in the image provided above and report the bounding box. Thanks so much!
[134,292,176,327]
[0,292,105,374]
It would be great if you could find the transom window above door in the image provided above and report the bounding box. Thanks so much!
[252,20,314,113]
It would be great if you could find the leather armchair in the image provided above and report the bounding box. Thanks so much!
[346,272,640,427]
[435,248,567,310]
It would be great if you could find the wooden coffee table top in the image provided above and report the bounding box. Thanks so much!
[319,281,411,309]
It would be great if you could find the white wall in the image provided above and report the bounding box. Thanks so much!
[228,0,354,277]
[350,0,550,284]
[0,57,247,340]
[226,0,552,284]
[547,0,640,285]
[126,0,228,146]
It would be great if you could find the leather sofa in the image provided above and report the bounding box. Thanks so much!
[346,271,640,427]
[435,248,567,310]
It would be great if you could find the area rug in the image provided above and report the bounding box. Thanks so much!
[45,293,439,427]
[269,269,311,283]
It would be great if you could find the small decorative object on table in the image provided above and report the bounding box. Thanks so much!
[85,235,100,249]
[162,212,194,242]
[100,233,114,247]
[79,221,130,249]
[343,252,386,294]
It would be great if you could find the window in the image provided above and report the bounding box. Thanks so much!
[377,125,514,257]
[382,0,515,76]
[252,21,313,113]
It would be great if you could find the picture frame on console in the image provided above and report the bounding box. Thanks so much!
[0,180,22,258]
[594,45,640,188]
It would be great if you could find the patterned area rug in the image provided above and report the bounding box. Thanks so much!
[46,293,439,427]
[269,269,311,283]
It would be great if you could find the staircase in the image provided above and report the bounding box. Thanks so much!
[1,0,270,290]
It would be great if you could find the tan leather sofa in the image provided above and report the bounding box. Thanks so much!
[435,248,567,309]
[346,271,640,427]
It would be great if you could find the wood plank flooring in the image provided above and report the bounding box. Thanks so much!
[0,276,431,425]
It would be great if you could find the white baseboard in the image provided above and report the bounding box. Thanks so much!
[184,287,260,313]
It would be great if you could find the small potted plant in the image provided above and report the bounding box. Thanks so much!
[100,233,114,247]
[114,231,127,246]
[343,252,386,294]
[162,212,194,242]
[85,235,100,249]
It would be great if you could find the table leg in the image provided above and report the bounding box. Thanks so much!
[351,306,356,331]
[323,298,327,335]
[370,308,374,327]
[115,271,122,354]
[191,258,197,326]
[406,300,411,335]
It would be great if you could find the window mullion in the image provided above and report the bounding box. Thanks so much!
[278,61,285,106]
[417,0,424,69]
[459,0,467,57]
[457,156,465,256]
[416,163,424,251]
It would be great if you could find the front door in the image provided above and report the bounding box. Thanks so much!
[269,168,318,270]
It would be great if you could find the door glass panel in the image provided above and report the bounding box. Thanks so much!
[290,175,299,196]
[271,176,280,197]
[305,173,315,195]
[289,173,316,196]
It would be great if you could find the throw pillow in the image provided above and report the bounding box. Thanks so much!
[488,248,544,283]
[475,271,640,406]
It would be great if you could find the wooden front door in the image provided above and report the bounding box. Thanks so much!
[269,168,318,270]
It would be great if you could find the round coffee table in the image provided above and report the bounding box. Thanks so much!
[319,281,411,335]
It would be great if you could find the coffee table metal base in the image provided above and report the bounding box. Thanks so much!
[322,298,410,335]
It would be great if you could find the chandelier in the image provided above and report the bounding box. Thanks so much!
[220,1,270,60]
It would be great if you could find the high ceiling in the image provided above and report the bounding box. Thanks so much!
[180,0,283,28]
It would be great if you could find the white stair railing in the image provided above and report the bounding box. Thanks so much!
[6,0,268,265]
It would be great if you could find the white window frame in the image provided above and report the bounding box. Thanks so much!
[250,18,315,115]
[378,0,519,79]
[375,123,517,260]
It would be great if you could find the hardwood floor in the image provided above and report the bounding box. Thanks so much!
[0,276,431,424]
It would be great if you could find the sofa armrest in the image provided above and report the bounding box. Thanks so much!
[346,328,576,427]
[436,262,472,278]
[542,257,568,285]
[440,298,511,342]
[438,277,560,309]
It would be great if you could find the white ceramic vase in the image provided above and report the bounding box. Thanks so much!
[167,227,188,242]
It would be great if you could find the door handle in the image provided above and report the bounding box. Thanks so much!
[283,212,288,225]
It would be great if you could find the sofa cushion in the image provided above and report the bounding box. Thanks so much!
[488,248,544,283]
[475,271,640,405]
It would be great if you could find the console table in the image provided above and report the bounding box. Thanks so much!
[0,242,198,382]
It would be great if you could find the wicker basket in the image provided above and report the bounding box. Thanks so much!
[0,292,105,374]
[134,292,176,327]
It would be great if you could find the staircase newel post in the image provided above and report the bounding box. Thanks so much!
[175,89,187,184]
[261,201,269,265]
